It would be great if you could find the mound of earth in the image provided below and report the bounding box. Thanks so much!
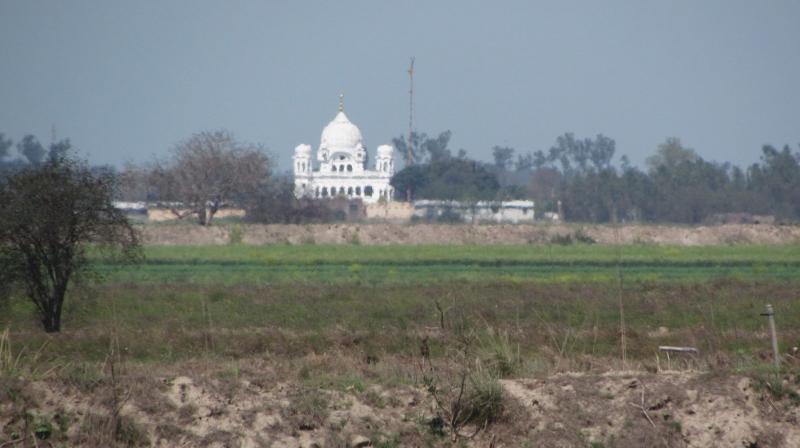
[141,223,800,246]
[3,367,799,447]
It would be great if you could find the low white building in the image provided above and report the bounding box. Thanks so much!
[293,96,395,204]
[413,200,535,223]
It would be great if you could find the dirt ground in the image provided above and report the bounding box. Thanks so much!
[3,361,799,447]
[141,223,800,246]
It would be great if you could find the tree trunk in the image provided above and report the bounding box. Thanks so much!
[41,283,68,333]
[41,303,61,332]
[197,207,208,226]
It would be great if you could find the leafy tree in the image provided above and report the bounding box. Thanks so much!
[748,145,800,219]
[48,139,72,161]
[392,130,454,165]
[392,131,427,165]
[391,132,500,202]
[389,164,430,200]
[392,157,499,201]
[588,135,615,171]
[515,152,534,172]
[491,146,515,171]
[645,137,698,173]
[150,130,271,225]
[532,150,548,171]
[421,131,453,163]
[0,154,140,332]
[16,135,46,165]
[0,133,11,160]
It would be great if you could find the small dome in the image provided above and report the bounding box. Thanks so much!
[294,144,311,156]
[377,144,394,158]
[320,111,363,151]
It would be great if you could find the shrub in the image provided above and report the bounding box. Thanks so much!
[573,228,596,244]
[550,233,573,245]
[477,327,521,378]
[463,368,504,426]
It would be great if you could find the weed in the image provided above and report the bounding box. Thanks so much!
[373,432,402,447]
[284,388,329,430]
[363,388,386,409]
[421,344,504,441]
[228,224,244,245]
[34,417,53,440]
[573,228,596,244]
[60,362,104,392]
[76,413,149,447]
[550,234,574,245]
[0,328,13,374]
[463,367,504,426]
[54,410,71,434]
[550,229,595,245]
[751,371,800,406]
[477,327,521,378]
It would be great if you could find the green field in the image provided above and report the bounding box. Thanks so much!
[0,243,796,367]
[96,244,800,284]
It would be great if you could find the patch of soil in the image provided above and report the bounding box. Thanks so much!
[502,371,800,447]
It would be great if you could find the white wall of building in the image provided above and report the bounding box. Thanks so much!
[413,200,535,223]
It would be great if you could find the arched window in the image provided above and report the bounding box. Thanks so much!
[364,186,373,197]
[347,164,353,172]
[347,187,353,195]
[356,186,361,196]
[302,162,306,172]
[332,165,337,172]
[321,187,328,197]
[340,164,345,172]
[315,187,320,197]
[339,186,345,195]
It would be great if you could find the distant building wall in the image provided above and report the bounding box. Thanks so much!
[113,202,246,222]
[412,200,535,224]
[365,202,415,222]
[146,208,246,222]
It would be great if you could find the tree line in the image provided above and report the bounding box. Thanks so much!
[392,132,800,223]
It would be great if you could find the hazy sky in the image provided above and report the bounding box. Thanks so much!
[1,1,798,171]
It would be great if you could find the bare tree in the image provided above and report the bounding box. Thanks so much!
[151,130,271,225]
[116,162,152,202]
[0,154,140,332]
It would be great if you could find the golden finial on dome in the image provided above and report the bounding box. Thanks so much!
[338,93,344,112]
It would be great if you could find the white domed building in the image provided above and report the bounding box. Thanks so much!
[293,96,395,203]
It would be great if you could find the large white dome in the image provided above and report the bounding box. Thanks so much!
[320,111,363,150]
